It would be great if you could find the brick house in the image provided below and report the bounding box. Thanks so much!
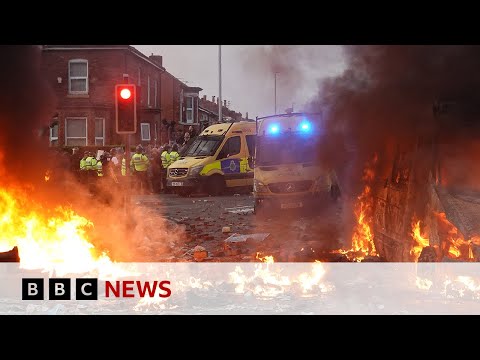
[41,45,202,148]
[199,95,243,128]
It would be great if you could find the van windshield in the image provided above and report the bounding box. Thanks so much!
[185,135,224,157]
[256,135,320,166]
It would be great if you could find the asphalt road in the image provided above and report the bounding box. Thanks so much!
[131,192,345,262]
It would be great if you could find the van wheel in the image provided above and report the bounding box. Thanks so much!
[206,175,225,196]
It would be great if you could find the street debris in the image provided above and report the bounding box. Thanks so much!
[193,246,208,262]
[222,226,231,233]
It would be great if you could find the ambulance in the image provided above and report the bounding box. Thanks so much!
[253,112,340,214]
[167,121,256,196]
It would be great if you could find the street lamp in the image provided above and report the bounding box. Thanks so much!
[274,72,279,115]
[219,45,222,123]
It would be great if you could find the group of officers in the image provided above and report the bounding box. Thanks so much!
[78,143,181,194]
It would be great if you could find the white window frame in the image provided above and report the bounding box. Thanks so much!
[50,119,58,146]
[68,59,88,94]
[147,76,151,107]
[141,123,151,141]
[154,79,158,108]
[186,96,194,124]
[95,117,105,146]
[65,117,88,146]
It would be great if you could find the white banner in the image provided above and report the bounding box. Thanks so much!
[1,262,480,314]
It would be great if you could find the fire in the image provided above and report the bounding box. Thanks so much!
[0,186,112,275]
[256,252,274,264]
[350,155,378,258]
[44,170,50,182]
[410,219,429,261]
[435,212,473,260]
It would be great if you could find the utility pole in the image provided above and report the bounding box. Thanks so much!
[218,45,222,123]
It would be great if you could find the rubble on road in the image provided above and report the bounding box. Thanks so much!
[193,246,208,262]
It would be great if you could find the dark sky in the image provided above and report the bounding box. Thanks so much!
[133,45,345,118]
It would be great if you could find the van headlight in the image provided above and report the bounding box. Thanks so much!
[190,165,204,177]
[254,179,269,193]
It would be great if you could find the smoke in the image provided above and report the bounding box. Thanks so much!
[306,45,480,197]
[0,45,56,185]
[240,45,344,116]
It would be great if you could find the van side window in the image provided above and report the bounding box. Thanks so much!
[217,136,241,160]
[246,135,256,156]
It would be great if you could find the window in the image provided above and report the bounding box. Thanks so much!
[65,117,87,146]
[246,135,256,156]
[138,68,141,86]
[50,120,58,146]
[68,59,88,94]
[217,136,241,160]
[186,96,194,123]
[95,118,105,146]
[154,80,158,108]
[147,76,151,107]
[141,123,151,141]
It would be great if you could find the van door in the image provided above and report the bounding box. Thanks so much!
[245,134,256,186]
[216,135,244,187]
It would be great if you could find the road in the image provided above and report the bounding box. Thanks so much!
[130,192,345,262]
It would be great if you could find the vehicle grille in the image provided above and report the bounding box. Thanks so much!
[169,168,189,177]
[268,180,312,193]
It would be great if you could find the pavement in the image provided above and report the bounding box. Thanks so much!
[129,192,345,262]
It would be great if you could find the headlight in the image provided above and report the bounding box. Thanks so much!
[254,179,269,193]
[189,165,204,177]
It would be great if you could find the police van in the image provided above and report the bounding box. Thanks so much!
[167,121,256,196]
[253,112,340,214]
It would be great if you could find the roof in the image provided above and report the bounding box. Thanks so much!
[42,45,166,72]
[198,106,218,116]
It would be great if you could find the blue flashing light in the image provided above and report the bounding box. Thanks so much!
[299,121,312,132]
[268,124,280,134]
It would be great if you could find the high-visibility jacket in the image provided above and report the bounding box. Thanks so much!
[85,156,98,171]
[121,158,126,176]
[161,151,171,169]
[80,157,87,170]
[169,151,180,166]
[97,161,103,177]
[130,153,149,172]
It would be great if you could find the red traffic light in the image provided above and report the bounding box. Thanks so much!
[115,84,137,134]
[120,88,131,100]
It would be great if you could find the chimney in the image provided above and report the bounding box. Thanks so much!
[149,54,163,67]
[246,112,249,119]
[203,95,207,100]
[212,96,215,103]
[224,100,227,107]
[216,98,219,104]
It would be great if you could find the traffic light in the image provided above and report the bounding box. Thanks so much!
[115,84,137,134]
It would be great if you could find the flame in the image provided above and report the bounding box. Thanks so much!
[44,170,50,182]
[229,261,332,297]
[0,186,114,275]
[435,212,473,260]
[350,155,378,258]
[410,219,429,261]
[256,252,274,264]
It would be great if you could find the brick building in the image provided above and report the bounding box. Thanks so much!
[199,95,243,128]
[41,45,202,148]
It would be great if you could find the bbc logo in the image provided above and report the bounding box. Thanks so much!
[22,278,98,300]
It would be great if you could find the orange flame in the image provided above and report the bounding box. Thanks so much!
[0,186,113,275]
[435,212,473,260]
[256,252,274,264]
[410,219,429,261]
[44,171,50,182]
[350,155,378,258]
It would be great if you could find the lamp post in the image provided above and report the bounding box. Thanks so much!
[218,45,222,123]
[274,72,279,114]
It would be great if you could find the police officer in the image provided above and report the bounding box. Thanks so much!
[131,145,150,194]
[160,144,171,193]
[169,144,180,166]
